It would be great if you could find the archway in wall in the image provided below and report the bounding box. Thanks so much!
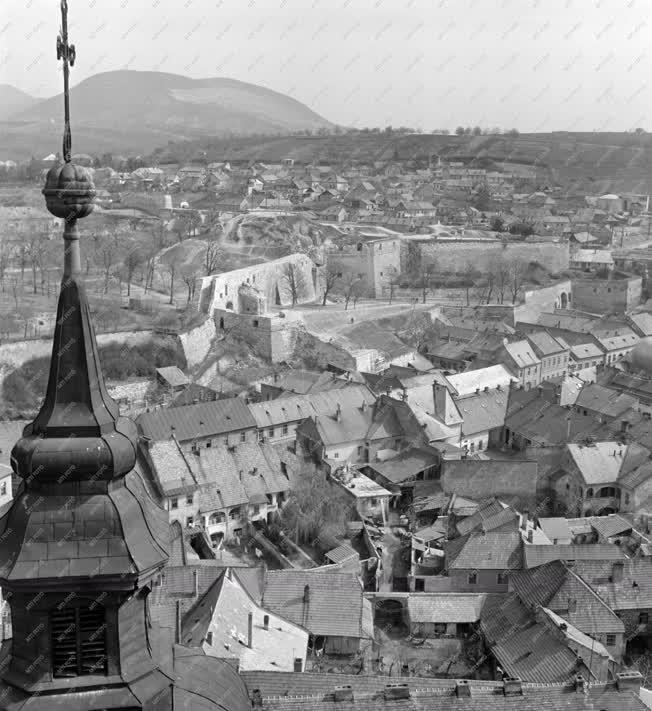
[374,599,406,636]
[225,301,234,310]
[597,506,618,516]
[561,292,568,309]
[275,285,281,305]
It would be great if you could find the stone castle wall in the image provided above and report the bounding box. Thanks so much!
[413,239,570,274]
[572,276,642,314]
[178,318,216,369]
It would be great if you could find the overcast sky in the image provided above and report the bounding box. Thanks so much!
[2,0,649,132]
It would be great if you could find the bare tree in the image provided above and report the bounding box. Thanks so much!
[122,242,145,297]
[0,241,12,292]
[204,239,223,276]
[508,260,527,304]
[180,266,198,305]
[280,261,307,306]
[415,262,436,303]
[385,266,401,305]
[166,263,176,305]
[342,274,363,310]
[321,265,340,306]
[493,257,511,304]
[24,231,48,295]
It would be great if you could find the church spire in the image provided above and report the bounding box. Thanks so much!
[11,0,138,484]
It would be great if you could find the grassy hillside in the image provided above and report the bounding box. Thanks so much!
[0,71,332,159]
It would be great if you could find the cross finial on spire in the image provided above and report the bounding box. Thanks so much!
[56,0,76,162]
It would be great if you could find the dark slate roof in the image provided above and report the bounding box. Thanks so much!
[0,468,168,586]
[524,544,626,569]
[455,499,506,536]
[455,389,508,436]
[575,384,638,418]
[137,397,256,441]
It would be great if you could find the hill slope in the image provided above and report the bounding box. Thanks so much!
[0,85,39,121]
[0,70,331,158]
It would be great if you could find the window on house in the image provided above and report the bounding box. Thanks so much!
[606,634,616,646]
[639,612,649,625]
[229,507,241,521]
[186,516,194,526]
[251,504,260,515]
[282,424,289,436]
[253,320,259,327]
[497,571,508,585]
[206,441,212,448]
[586,488,593,497]
[478,440,483,451]
[469,442,475,453]
[206,631,213,646]
[414,578,425,592]
[467,571,478,585]
[0,482,6,496]
[51,605,107,678]
[258,431,264,442]
[357,445,363,456]
[240,432,246,443]
[186,494,193,505]
[171,498,178,510]
[294,658,303,672]
[268,428,275,438]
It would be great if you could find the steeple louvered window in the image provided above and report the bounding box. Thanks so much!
[51,605,107,678]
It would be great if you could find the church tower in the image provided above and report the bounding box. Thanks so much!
[0,3,250,709]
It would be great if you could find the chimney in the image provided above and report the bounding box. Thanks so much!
[303,584,310,604]
[568,598,577,613]
[175,600,182,644]
[247,612,253,649]
[502,677,523,696]
[401,388,408,401]
[455,680,471,698]
[527,529,533,543]
[193,569,199,598]
[616,671,643,694]
[334,686,354,702]
[475,387,480,395]
[574,675,587,694]
[251,689,263,707]
[384,684,410,700]
[612,561,624,583]
[335,404,341,422]
[263,614,269,631]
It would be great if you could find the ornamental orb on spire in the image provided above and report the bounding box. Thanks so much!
[42,160,96,220]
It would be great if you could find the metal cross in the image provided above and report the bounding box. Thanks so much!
[56,0,76,162]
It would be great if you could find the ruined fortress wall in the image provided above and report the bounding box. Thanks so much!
[214,309,300,363]
[572,277,642,314]
[514,281,572,324]
[178,318,216,369]
[198,253,318,315]
[415,240,570,274]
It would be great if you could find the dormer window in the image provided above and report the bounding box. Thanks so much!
[51,604,107,678]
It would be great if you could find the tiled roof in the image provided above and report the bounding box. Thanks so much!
[446,530,522,570]
[589,514,633,539]
[455,499,506,536]
[446,365,516,396]
[442,460,537,504]
[249,385,375,428]
[504,340,540,368]
[480,593,591,684]
[510,561,625,635]
[527,331,568,357]
[566,441,650,486]
[262,570,371,639]
[156,365,189,388]
[575,384,638,418]
[456,390,509,437]
[147,439,198,496]
[137,397,256,441]
[407,593,486,623]
[325,543,359,565]
[574,558,652,610]
[239,671,648,709]
[524,544,625,568]
[365,447,439,484]
[538,518,573,543]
